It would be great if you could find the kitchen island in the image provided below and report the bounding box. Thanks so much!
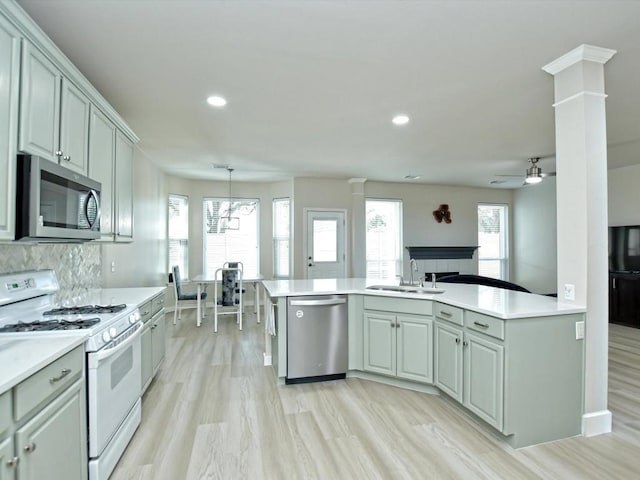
[262,278,586,448]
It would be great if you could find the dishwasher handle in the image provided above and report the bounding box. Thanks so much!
[289,298,347,307]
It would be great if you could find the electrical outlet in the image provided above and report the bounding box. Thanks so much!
[575,320,585,340]
[110,261,115,273]
[564,283,575,301]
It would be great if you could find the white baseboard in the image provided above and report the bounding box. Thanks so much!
[582,410,612,436]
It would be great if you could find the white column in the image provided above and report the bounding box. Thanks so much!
[543,44,616,436]
[349,178,367,277]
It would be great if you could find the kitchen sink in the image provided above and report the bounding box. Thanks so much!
[366,285,445,294]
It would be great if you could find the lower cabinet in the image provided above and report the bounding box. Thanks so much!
[434,317,504,431]
[141,292,166,394]
[364,311,433,383]
[14,380,86,480]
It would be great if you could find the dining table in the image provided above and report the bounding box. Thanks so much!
[191,273,264,327]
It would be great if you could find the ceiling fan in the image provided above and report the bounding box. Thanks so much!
[493,157,556,185]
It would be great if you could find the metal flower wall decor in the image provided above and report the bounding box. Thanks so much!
[433,204,452,224]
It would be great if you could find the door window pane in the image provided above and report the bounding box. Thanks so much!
[313,219,337,262]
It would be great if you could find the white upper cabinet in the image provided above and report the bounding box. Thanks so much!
[88,105,116,240]
[18,40,61,162]
[59,78,90,175]
[115,131,134,241]
[0,15,20,241]
[19,41,91,176]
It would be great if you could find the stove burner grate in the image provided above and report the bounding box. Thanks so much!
[0,318,101,332]
[43,304,127,316]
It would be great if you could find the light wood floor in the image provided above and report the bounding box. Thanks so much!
[111,313,640,479]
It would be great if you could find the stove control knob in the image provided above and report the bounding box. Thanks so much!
[109,327,117,338]
[102,331,111,343]
[129,313,137,324]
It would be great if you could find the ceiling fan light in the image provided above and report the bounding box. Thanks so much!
[525,175,543,184]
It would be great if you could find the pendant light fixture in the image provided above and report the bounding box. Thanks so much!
[222,167,240,230]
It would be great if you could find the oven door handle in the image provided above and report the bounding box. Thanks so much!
[90,322,142,365]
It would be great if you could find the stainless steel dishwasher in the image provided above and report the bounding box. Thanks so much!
[286,295,348,384]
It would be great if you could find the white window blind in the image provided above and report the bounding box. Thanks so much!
[366,199,403,279]
[203,198,259,278]
[478,204,509,280]
[273,198,290,278]
[168,194,189,276]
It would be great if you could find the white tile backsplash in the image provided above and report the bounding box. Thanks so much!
[0,243,101,303]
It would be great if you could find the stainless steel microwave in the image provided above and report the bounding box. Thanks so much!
[15,155,101,242]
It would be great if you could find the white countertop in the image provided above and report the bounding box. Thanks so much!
[0,334,87,394]
[261,278,586,319]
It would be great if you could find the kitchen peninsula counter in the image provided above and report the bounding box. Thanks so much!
[262,277,586,449]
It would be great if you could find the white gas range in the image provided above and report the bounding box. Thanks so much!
[0,270,142,480]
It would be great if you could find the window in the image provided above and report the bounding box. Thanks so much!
[366,199,403,279]
[478,204,508,280]
[273,198,290,278]
[203,198,259,278]
[168,194,189,276]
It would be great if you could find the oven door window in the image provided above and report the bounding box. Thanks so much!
[40,170,99,230]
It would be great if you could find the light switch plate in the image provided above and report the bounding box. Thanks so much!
[576,321,585,340]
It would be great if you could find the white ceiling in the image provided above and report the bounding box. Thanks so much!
[17,0,640,188]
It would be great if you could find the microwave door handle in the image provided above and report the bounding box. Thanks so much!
[85,189,101,230]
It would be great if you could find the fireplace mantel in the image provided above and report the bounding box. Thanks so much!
[405,246,479,260]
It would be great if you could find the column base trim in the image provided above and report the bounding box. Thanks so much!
[582,409,612,436]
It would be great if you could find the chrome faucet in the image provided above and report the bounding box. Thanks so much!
[431,272,437,288]
[410,259,418,286]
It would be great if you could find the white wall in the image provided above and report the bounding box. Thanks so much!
[512,178,557,294]
[608,163,640,226]
[366,181,513,280]
[101,148,167,287]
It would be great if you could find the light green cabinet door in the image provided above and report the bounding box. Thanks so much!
[363,312,396,376]
[0,436,16,480]
[15,379,87,480]
[141,322,152,393]
[0,16,20,242]
[434,321,463,402]
[151,313,166,375]
[88,106,116,240]
[463,332,504,431]
[18,41,61,162]
[59,78,90,175]
[397,315,433,383]
[114,130,133,241]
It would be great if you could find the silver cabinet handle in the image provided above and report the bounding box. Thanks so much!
[62,155,71,161]
[6,457,19,467]
[473,321,489,328]
[455,337,460,344]
[55,150,63,157]
[49,368,71,383]
[289,298,347,307]
[439,310,452,317]
[463,341,469,347]
[24,442,37,453]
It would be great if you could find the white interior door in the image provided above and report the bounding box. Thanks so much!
[306,210,346,279]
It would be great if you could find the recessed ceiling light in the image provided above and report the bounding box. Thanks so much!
[206,95,227,107]
[392,114,410,126]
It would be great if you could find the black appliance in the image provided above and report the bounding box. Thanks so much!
[609,225,640,272]
[15,154,101,241]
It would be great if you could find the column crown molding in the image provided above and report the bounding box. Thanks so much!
[348,177,367,184]
[542,44,617,76]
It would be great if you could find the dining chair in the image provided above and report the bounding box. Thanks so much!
[172,265,208,325]
[214,265,245,332]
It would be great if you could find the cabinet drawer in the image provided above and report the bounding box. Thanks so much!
[364,296,433,316]
[152,293,166,315]
[0,390,10,438]
[14,345,83,422]
[434,303,463,326]
[140,299,153,324]
[465,311,505,340]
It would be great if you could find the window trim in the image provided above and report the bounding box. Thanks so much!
[168,193,189,277]
[365,197,403,280]
[272,197,290,279]
[477,203,509,280]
